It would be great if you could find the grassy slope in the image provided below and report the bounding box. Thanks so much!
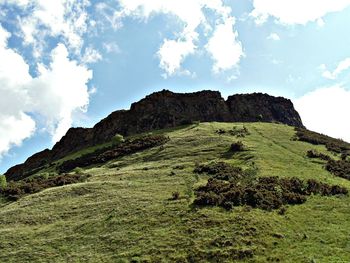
[0,122,349,262]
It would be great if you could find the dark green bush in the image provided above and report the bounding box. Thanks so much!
[112,134,125,145]
[0,173,89,200]
[59,135,169,173]
[306,150,331,161]
[325,160,350,180]
[230,141,245,152]
[193,175,347,211]
[295,128,350,154]
[171,191,180,200]
[215,126,250,137]
[194,162,244,182]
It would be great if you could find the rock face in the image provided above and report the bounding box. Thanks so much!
[226,93,303,127]
[5,90,304,180]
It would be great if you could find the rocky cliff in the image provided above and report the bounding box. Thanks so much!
[5,90,303,180]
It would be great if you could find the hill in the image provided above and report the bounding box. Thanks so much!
[1,122,350,262]
[5,90,303,181]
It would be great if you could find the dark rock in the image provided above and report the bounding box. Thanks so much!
[226,93,303,127]
[5,149,52,181]
[5,89,304,181]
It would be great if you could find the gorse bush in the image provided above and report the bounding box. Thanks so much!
[295,128,350,154]
[215,126,250,137]
[171,191,180,200]
[194,176,348,211]
[112,134,125,145]
[230,141,245,152]
[0,173,89,201]
[306,150,331,161]
[193,162,348,211]
[194,162,245,182]
[59,135,170,173]
[325,159,350,180]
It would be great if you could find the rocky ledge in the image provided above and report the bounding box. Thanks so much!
[5,90,303,180]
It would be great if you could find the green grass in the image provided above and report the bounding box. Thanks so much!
[0,122,350,262]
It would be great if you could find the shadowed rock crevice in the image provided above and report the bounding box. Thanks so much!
[5,90,303,180]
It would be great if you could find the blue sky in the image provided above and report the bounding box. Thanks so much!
[1,0,350,173]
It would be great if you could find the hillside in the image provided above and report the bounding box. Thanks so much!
[1,122,350,262]
[5,90,303,181]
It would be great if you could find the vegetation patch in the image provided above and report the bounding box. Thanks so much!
[58,135,169,173]
[194,176,348,211]
[306,150,331,161]
[0,173,89,200]
[194,162,245,181]
[194,162,347,211]
[216,126,250,137]
[326,160,350,180]
[295,127,350,154]
[230,141,245,152]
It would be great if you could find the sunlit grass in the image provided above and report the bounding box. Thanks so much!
[0,122,349,262]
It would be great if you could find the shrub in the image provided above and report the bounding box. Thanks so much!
[295,128,350,154]
[325,159,350,180]
[194,162,245,182]
[341,153,348,161]
[193,165,348,211]
[230,141,245,152]
[112,134,125,145]
[37,172,49,180]
[215,127,250,137]
[59,135,170,173]
[0,173,89,200]
[0,175,7,190]
[171,191,180,200]
[73,167,84,174]
[306,150,331,161]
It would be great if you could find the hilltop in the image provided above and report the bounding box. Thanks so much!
[5,90,303,180]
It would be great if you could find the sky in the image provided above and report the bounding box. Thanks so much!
[1,0,350,173]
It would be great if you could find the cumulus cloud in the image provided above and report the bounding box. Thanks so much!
[158,38,196,77]
[0,25,35,157]
[267,33,280,41]
[1,0,90,55]
[251,0,350,25]
[206,17,244,73]
[103,42,120,54]
[294,85,350,142]
[28,44,92,142]
[99,0,240,77]
[0,24,92,157]
[320,58,350,80]
[81,46,102,64]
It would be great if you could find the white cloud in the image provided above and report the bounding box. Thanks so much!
[0,24,92,157]
[81,46,102,64]
[2,0,90,54]
[321,58,350,80]
[28,44,92,142]
[317,18,325,27]
[267,33,280,41]
[251,0,350,25]
[103,42,120,54]
[0,25,36,156]
[100,0,239,76]
[158,37,196,76]
[0,113,36,158]
[294,85,350,142]
[206,17,244,73]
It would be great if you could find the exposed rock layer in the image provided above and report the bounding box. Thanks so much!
[5,90,303,180]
